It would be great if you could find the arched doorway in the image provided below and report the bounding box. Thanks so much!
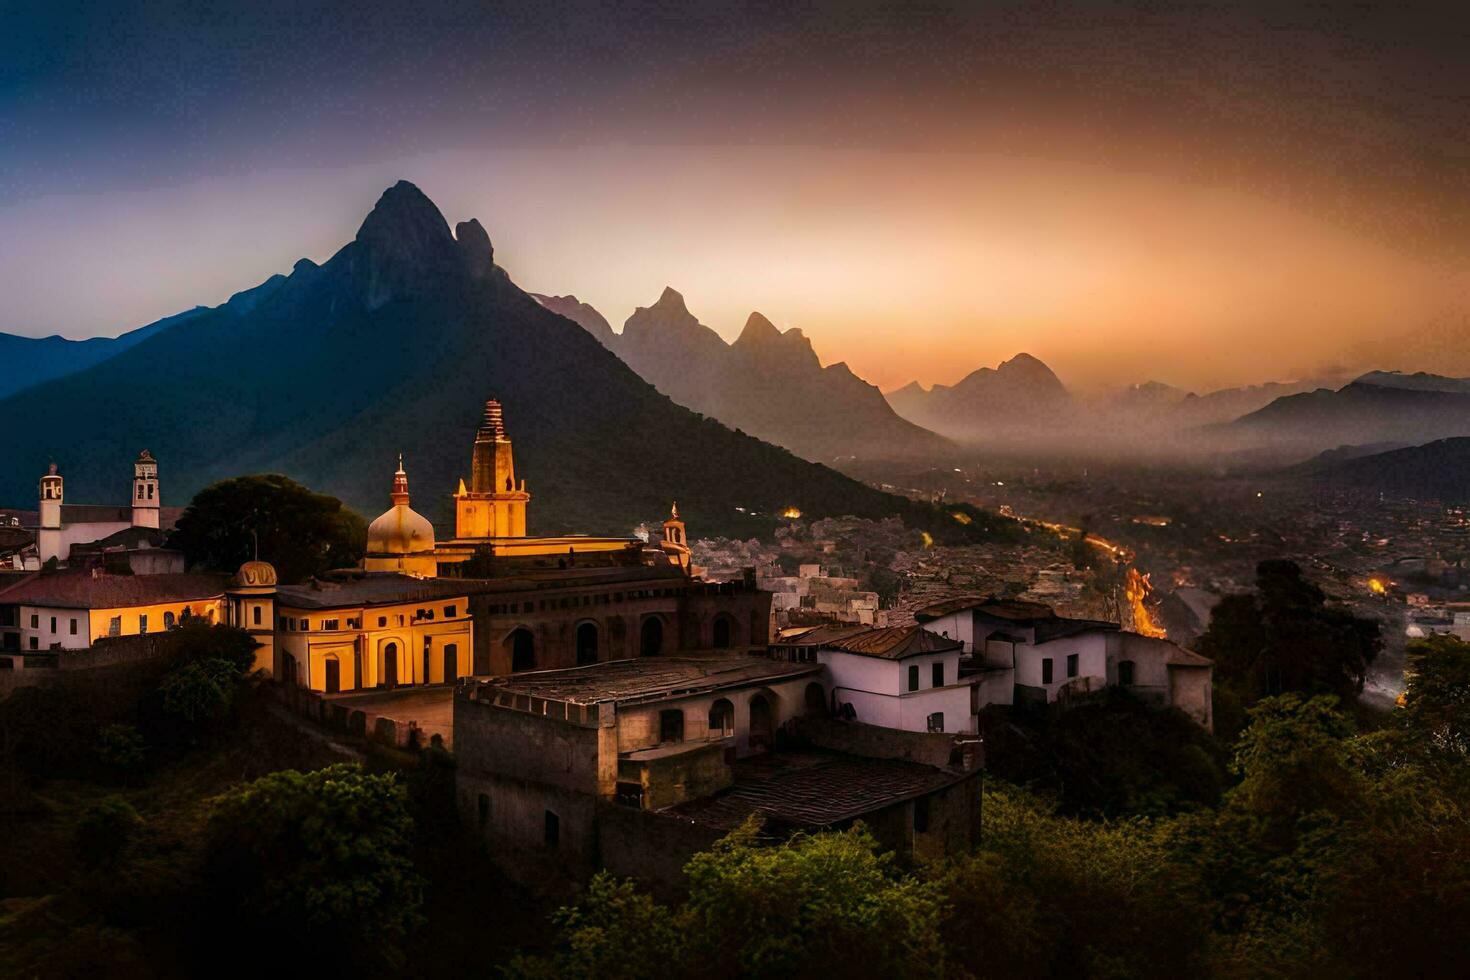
[640,617,664,657]
[708,698,734,737]
[749,693,773,753]
[804,682,827,716]
[576,622,599,666]
[324,656,341,694]
[509,628,535,672]
[382,642,399,688]
[712,614,734,649]
[443,643,458,683]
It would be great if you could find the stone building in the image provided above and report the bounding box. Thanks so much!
[26,451,179,565]
[454,652,981,891]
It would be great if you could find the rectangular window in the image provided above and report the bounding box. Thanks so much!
[544,810,560,848]
[1067,653,1078,678]
[299,618,309,631]
[378,616,387,628]
[324,619,340,631]
[908,665,920,692]
[29,614,37,629]
[139,614,148,634]
[932,662,944,687]
[659,709,685,743]
[1042,658,1054,684]
[444,605,457,618]
[109,616,121,637]
[49,616,56,633]
[29,637,38,650]
[253,605,262,626]
[69,619,77,636]
[926,712,945,733]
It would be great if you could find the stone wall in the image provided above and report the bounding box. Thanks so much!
[594,802,724,898]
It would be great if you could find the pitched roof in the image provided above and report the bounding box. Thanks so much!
[780,624,961,660]
[914,594,1118,643]
[0,571,229,610]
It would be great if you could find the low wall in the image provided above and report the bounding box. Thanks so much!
[595,801,724,897]
[0,632,185,702]
[786,716,982,770]
[273,683,425,751]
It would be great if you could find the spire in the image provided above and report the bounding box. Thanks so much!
[390,454,410,506]
[478,399,507,441]
[670,501,679,520]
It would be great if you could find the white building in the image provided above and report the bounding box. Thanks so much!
[29,451,175,565]
[774,624,977,734]
[914,596,1213,731]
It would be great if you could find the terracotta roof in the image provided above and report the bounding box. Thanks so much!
[0,571,228,610]
[912,595,991,620]
[817,625,962,660]
[773,624,872,648]
[669,750,967,829]
[471,654,819,706]
[915,594,1117,643]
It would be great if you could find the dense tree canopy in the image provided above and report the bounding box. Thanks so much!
[167,474,366,583]
[1197,559,1381,736]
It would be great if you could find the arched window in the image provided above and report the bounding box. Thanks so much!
[163,611,176,629]
[576,622,599,666]
[509,629,535,672]
[640,617,664,657]
[708,698,735,736]
[712,614,734,649]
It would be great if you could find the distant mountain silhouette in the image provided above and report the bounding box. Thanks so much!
[551,288,948,463]
[887,353,1073,441]
[530,293,615,347]
[0,276,287,399]
[1296,437,1470,503]
[0,181,983,540]
[1221,378,1470,454]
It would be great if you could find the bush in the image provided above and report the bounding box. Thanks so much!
[96,724,147,779]
[75,796,144,870]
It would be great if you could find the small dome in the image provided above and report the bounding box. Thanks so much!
[235,560,278,587]
[367,504,436,555]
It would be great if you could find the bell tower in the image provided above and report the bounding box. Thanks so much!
[455,399,531,538]
[38,464,64,563]
[132,450,160,529]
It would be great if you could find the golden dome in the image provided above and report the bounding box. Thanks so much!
[234,560,278,588]
[366,457,436,556]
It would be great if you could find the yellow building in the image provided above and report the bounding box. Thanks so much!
[0,570,225,653]
[272,573,473,693]
[365,398,645,576]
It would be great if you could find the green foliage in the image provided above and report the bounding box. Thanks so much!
[158,658,240,726]
[74,796,144,869]
[1400,633,1470,760]
[172,616,259,675]
[199,764,423,970]
[167,474,366,583]
[510,818,949,980]
[96,724,147,778]
[1198,559,1381,736]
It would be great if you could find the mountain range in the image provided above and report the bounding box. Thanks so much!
[0,182,989,541]
[886,353,1074,440]
[534,288,950,463]
[1219,376,1470,454]
[1294,437,1470,504]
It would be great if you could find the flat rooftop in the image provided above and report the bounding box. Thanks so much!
[276,573,472,609]
[668,750,967,829]
[468,654,819,707]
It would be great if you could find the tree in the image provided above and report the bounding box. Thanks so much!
[158,658,240,727]
[198,764,422,971]
[1400,633,1470,761]
[167,474,366,583]
[74,796,143,870]
[96,724,147,780]
[1197,560,1381,734]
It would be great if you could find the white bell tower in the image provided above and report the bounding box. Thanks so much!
[38,464,64,563]
[132,450,160,529]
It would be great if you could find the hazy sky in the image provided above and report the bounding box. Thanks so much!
[4,1,1469,392]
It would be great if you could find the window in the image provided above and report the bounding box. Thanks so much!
[1118,660,1135,686]
[69,618,78,635]
[137,484,145,499]
[1041,658,1054,684]
[163,612,175,629]
[544,810,560,847]
[29,637,38,650]
[932,662,945,687]
[29,614,37,629]
[252,605,262,626]
[708,698,735,736]
[444,605,457,618]
[299,618,309,631]
[908,665,920,692]
[139,614,148,634]
[378,616,387,628]
[1066,653,1078,678]
[659,709,685,743]
[324,618,340,631]
[48,616,56,633]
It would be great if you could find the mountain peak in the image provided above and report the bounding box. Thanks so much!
[735,312,782,346]
[350,181,463,309]
[654,286,688,312]
[355,181,452,249]
[455,219,494,280]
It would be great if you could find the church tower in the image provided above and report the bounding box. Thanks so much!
[38,464,63,563]
[661,502,692,575]
[455,399,531,538]
[132,450,160,529]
